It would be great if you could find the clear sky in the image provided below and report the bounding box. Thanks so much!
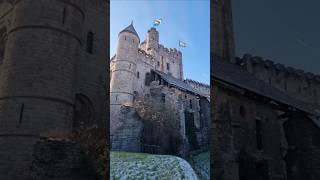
[110,0,210,84]
[233,0,320,75]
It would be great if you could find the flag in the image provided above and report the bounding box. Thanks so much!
[179,40,187,48]
[153,18,162,26]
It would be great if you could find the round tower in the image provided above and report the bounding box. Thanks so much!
[110,22,139,134]
[0,0,85,178]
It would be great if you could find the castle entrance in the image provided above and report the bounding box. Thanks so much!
[185,111,198,150]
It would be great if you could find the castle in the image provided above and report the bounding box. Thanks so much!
[0,0,108,179]
[110,23,210,155]
[212,0,320,180]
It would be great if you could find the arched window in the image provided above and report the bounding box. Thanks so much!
[0,27,7,63]
[86,32,94,54]
[73,94,95,132]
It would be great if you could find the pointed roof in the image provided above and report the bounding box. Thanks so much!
[119,21,139,40]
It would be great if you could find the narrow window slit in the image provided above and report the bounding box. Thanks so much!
[62,8,66,24]
[86,32,94,54]
[19,103,24,125]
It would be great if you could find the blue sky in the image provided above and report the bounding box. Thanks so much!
[110,0,210,84]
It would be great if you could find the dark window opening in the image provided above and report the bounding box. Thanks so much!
[145,72,152,86]
[86,32,94,54]
[125,36,126,40]
[256,120,263,150]
[62,7,67,24]
[18,103,25,126]
[239,106,246,118]
[157,61,160,66]
[167,63,170,71]
[0,28,7,63]
[189,99,192,109]
[137,71,140,78]
[161,93,165,103]
[132,39,134,43]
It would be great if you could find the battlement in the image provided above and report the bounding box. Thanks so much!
[158,44,182,59]
[184,79,210,88]
[234,53,320,106]
[236,54,320,82]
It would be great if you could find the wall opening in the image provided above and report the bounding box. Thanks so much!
[86,32,94,54]
[62,7,67,24]
[17,103,25,127]
[185,111,198,150]
[0,27,7,64]
[256,119,263,150]
[73,94,94,133]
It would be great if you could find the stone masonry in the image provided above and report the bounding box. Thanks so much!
[0,0,108,179]
[110,23,210,156]
[212,0,320,180]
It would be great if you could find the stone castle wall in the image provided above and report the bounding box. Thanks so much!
[212,83,287,180]
[235,54,320,106]
[155,44,183,79]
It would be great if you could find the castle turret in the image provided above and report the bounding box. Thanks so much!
[110,22,139,135]
[146,27,159,54]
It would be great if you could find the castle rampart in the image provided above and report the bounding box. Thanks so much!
[235,54,320,106]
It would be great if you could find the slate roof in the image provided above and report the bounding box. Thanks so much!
[212,58,320,118]
[119,22,139,39]
[153,70,209,99]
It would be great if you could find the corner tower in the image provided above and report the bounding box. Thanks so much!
[110,22,140,135]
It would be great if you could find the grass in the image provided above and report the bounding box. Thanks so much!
[110,151,199,180]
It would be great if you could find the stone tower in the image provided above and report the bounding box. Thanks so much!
[213,0,235,62]
[146,27,159,55]
[0,0,108,179]
[110,22,140,135]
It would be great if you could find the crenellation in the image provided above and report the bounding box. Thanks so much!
[234,54,320,105]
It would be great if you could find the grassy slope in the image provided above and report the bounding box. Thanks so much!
[110,151,199,180]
